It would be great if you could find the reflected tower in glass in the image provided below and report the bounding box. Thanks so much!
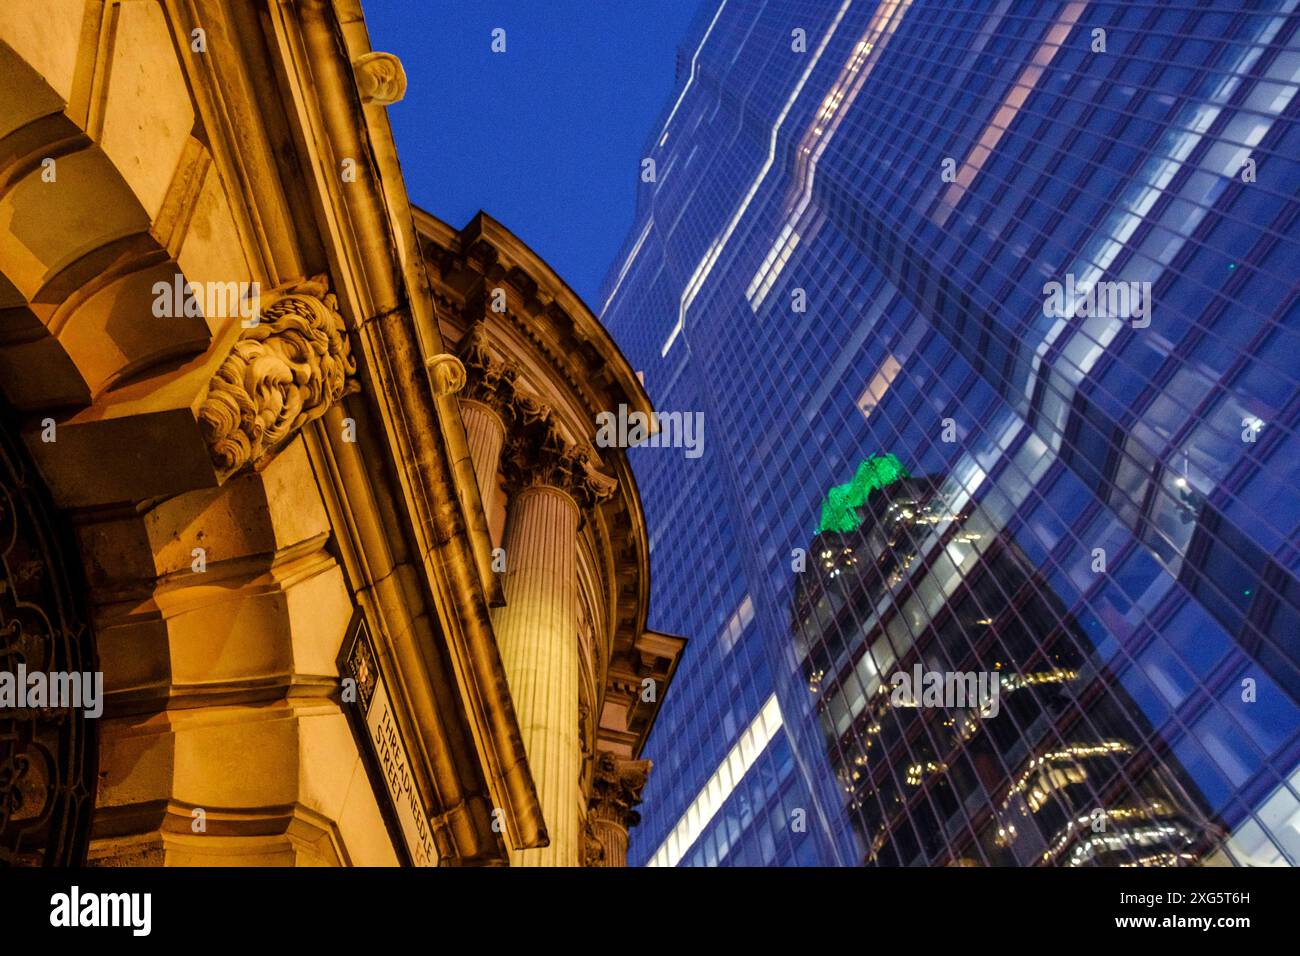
[598,0,1300,866]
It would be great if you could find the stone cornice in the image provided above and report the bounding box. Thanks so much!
[414,209,654,433]
[282,0,547,862]
[598,627,687,760]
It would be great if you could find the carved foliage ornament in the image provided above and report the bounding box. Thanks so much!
[460,322,618,511]
[458,321,520,413]
[588,752,652,829]
[199,276,357,476]
[582,817,605,867]
[503,425,618,511]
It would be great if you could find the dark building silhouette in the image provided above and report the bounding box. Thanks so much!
[793,463,1220,865]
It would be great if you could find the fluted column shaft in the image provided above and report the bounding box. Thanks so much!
[460,398,506,529]
[493,484,580,866]
[589,816,630,867]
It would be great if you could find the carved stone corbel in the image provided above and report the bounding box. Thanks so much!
[426,353,466,396]
[198,275,357,477]
[352,51,407,105]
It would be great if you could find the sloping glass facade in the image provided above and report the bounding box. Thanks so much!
[599,0,1300,866]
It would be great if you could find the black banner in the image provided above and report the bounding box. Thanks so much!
[0,865,1281,943]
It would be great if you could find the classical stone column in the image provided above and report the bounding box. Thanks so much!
[495,481,581,866]
[459,398,506,518]
[492,412,617,866]
[586,752,652,867]
[458,322,520,534]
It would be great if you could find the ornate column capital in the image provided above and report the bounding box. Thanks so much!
[459,321,617,513]
[502,419,617,513]
[458,321,521,416]
[585,751,652,866]
[199,275,357,477]
[588,752,652,830]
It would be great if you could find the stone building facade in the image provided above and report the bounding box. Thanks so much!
[0,0,682,867]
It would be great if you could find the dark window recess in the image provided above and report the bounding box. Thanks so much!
[1180,501,1300,699]
[1063,390,1120,489]
[1183,504,1266,621]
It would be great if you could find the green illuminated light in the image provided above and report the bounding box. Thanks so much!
[816,454,909,534]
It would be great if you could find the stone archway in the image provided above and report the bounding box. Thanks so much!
[0,5,369,865]
[0,4,218,413]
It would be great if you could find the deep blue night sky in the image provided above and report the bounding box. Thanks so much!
[363,1,703,308]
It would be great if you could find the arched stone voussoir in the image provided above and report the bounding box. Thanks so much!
[73,435,331,587]
[0,110,222,417]
[0,237,213,411]
[22,317,245,509]
[80,437,349,714]
[0,3,87,131]
[94,557,351,715]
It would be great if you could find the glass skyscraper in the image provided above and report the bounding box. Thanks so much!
[598,0,1300,866]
